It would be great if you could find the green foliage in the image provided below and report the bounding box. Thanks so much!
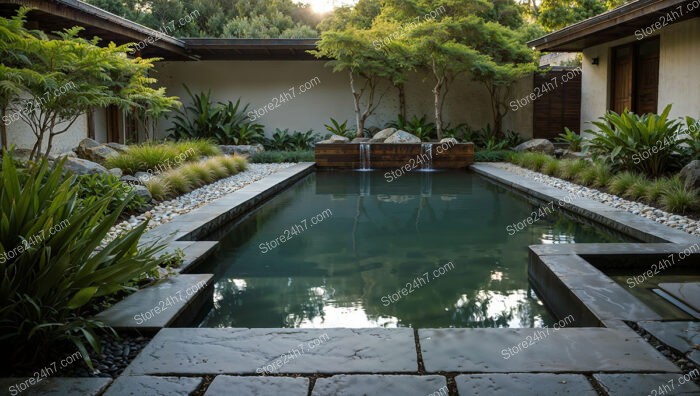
[661,180,698,214]
[386,115,436,141]
[75,173,146,215]
[537,0,624,32]
[557,128,583,152]
[504,131,527,148]
[146,155,248,199]
[167,86,263,145]
[607,171,639,196]
[250,150,315,163]
[105,140,217,175]
[1,9,178,160]
[263,129,317,151]
[585,105,688,178]
[558,159,588,180]
[324,118,352,137]
[0,152,166,369]
[513,152,551,172]
[474,150,513,162]
[542,157,561,176]
[625,176,651,201]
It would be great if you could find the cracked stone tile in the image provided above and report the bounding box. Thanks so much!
[103,376,201,396]
[311,375,446,396]
[455,374,596,395]
[204,376,308,396]
[594,373,700,395]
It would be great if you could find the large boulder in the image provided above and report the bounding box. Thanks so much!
[219,144,265,156]
[372,128,397,142]
[132,185,153,202]
[384,130,421,144]
[106,142,129,153]
[317,134,350,144]
[561,150,590,160]
[75,138,101,158]
[84,145,118,164]
[61,157,108,175]
[680,160,700,189]
[514,139,555,155]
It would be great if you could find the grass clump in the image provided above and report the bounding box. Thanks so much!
[558,159,588,181]
[661,179,698,213]
[474,150,513,162]
[542,157,561,176]
[625,176,651,200]
[105,140,219,174]
[607,171,639,196]
[143,178,171,201]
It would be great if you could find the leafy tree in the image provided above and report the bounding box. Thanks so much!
[1,10,179,159]
[537,0,628,31]
[312,28,393,138]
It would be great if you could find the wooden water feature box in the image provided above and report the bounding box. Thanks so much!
[314,143,474,169]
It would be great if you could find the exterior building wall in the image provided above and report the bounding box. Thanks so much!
[153,60,534,139]
[5,112,89,155]
[580,17,700,135]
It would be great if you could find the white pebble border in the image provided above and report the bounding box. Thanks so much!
[105,163,295,243]
[490,162,700,236]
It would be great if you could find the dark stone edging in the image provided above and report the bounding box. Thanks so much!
[471,162,700,327]
[95,163,316,332]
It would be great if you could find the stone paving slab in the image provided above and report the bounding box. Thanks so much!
[124,328,417,375]
[638,321,700,364]
[94,274,212,330]
[311,375,446,396]
[455,374,596,395]
[594,373,700,395]
[177,241,219,273]
[204,376,308,396]
[103,376,201,396]
[659,283,700,313]
[530,243,700,257]
[419,328,679,373]
[0,377,112,396]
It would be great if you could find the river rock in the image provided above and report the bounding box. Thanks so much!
[680,160,700,189]
[373,128,397,141]
[62,157,108,175]
[514,139,555,154]
[132,185,152,202]
[108,168,123,178]
[106,142,130,153]
[75,138,101,158]
[219,144,264,156]
[385,130,421,144]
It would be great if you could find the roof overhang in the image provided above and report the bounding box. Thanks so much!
[0,0,191,59]
[528,0,700,52]
[183,38,320,61]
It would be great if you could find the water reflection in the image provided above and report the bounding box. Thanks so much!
[199,171,629,329]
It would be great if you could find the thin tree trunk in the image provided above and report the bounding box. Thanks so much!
[397,83,406,120]
[349,71,364,139]
[0,106,7,149]
[432,57,445,141]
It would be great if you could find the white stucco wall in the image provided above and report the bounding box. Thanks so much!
[153,60,534,139]
[4,112,89,155]
[581,17,700,134]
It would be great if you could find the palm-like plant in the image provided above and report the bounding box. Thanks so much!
[0,152,167,369]
[585,105,688,177]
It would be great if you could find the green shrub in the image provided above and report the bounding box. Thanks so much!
[0,153,166,369]
[143,178,171,201]
[74,173,146,215]
[167,86,264,145]
[474,150,513,162]
[386,115,436,141]
[585,105,688,177]
[591,162,613,188]
[625,176,651,200]
[661,182,698,213]
[557,128,583,152]
[250,150,314,163]
[104,140,216,175]
[558,159,588,180]
[607,171,639,196]
[263,129,318,151]
[542,157,561,176]
[324,118,353,138]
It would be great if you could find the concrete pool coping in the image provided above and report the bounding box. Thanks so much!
[13,162,700,395]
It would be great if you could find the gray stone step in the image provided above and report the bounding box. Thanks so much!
[311,375,447,396]
[638,321,700,366]
[0,377,111,396]
[124,328,417,375]
[455,374,596,395]
[103,376,201,396]
[94,274,213,331]
[419,328,680,373]
[594,373,700,395]
[204,376,308,396]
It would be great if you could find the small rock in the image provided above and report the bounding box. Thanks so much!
[514,139,555,155]
[62,157,108,175]
[372,128,396,141]
[384,130,421,144]
[108,168,123,178]
[106,142,129,153]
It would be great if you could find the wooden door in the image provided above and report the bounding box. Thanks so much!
[635,38,660,114]
[611,45,633,114]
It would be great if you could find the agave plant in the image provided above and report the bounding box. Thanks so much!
[585,105,688,177]
[0,152,166,369]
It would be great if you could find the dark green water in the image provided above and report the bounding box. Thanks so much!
[198,171,628,329]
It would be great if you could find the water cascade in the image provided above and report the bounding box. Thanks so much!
[420,143,433,171]
[359,143,371,171]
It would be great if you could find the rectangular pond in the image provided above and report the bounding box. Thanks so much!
[196,170,632,329]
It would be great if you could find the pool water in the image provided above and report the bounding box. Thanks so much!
[198,171,628,329]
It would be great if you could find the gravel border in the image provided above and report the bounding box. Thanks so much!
[105,163,295,243]
[488,162,700,236]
